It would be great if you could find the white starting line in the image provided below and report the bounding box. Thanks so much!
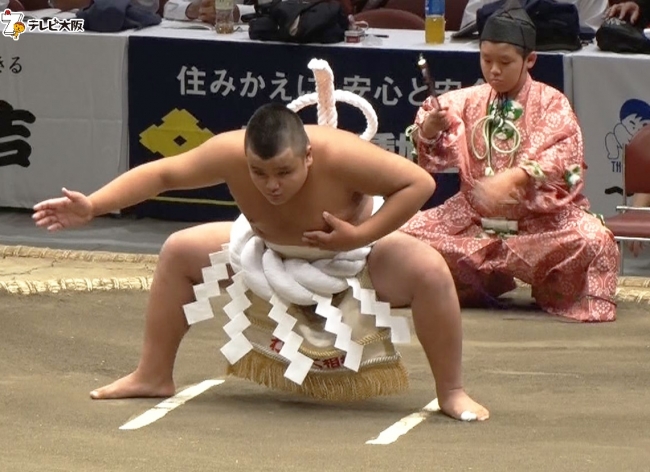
[119,381,440,445]
[119,379,225,430]
[366,398,440,445]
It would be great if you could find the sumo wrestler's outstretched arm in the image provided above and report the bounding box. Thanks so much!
[33,131,242,231]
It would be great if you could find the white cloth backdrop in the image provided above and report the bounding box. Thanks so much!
[0,31,129,208]
[572,46,650,217]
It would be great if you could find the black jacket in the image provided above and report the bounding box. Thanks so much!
[637,0,650,26]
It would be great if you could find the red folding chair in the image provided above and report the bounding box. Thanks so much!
[604,125,650,273]
[8,0,26,10]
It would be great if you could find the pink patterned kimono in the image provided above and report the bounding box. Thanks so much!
[400,75,619,322]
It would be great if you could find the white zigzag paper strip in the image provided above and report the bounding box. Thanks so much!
[278,331,313,384]
[184,249,254,365]
[219,267,253,364]
[346,277,411,345]
[183,231,411,384]
[267,294,313,384]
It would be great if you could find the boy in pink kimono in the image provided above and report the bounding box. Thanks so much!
[401,0,619,322]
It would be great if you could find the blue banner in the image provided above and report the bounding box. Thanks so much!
[128,37,565,222]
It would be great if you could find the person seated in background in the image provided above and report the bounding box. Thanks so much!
[607,0,650,27]
[460,0,609,33]
[627,193,650,257]
[401,0,619,323]
[48,0,159,13]
[164,0,208,21]
[164,0,250,23]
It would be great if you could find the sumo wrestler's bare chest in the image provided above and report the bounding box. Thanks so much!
[239,192,367,246]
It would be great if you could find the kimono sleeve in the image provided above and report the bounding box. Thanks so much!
[517,94,586,214]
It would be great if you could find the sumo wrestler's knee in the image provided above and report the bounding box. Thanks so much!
[159,231,189,265]
[157,229,203,280]
[406,245,456,297]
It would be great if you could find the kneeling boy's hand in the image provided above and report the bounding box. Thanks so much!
[420,107,450,140]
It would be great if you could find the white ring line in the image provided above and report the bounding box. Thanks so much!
[119,379,225,431]
[365,398,440,445]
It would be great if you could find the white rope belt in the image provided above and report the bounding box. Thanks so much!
[182,213,411,385]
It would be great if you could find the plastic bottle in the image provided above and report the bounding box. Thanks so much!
[425,0,445,45]
[215,0,235,34]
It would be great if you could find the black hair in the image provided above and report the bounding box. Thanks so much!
[244,103,309,160]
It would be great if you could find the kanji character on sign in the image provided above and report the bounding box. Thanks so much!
[0,100,36,168]
[177,66,207,96]
[434,78,462,95]
[374,77,402,106]
[372,132,413,159]
[343,75,372,97]
[395,132,414,159]
[371,132,395,152]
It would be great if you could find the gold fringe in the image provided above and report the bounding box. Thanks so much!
[227,349,410,402]
[0,244,159,263]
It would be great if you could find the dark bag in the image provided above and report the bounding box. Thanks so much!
[76,0,161,32]
[596,17,650,55]
[476,0,582,51]
[246,0,349,44]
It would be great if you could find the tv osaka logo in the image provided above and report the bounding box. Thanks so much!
[1,9,84,40]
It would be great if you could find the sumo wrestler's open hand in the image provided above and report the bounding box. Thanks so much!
[32,188,94,232]
[302,212,362,251]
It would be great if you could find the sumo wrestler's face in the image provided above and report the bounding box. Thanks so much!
[247,146,313,205]
[480,41,536,95]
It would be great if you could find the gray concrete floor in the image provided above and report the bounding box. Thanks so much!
[2,291,650,472]
[2,208,650,471]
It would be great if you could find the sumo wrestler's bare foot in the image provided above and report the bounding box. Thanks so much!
[437,388,490,422]
[90,372,175,400]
